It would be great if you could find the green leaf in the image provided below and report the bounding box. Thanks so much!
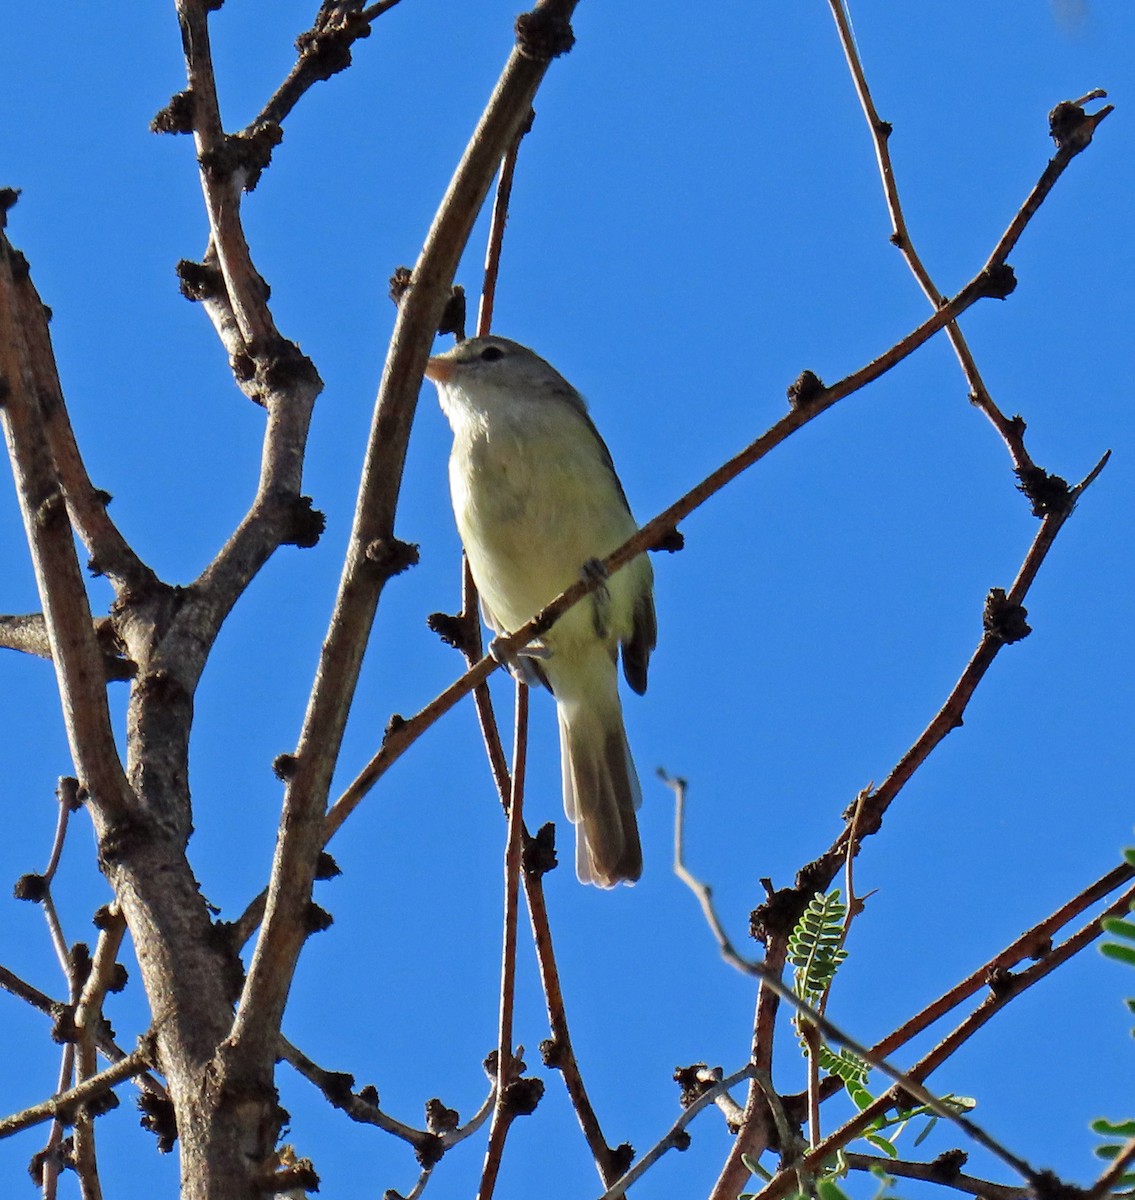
[846,1079,875,1111]
[790,889,850,1004]
[1102,943,1135,967]
[1093,1118,1135,1137]
[817,1179,853,1200]
[1101,918,1135,942]
[913,1115,939,1146]
[864,1132,899,1158]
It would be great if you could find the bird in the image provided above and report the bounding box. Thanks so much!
[425,336,656,887]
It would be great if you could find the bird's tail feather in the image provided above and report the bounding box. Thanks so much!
[557,698,643,887]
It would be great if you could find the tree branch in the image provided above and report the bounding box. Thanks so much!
[0,225,133,825]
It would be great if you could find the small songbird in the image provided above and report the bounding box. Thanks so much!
[426,336,656,887]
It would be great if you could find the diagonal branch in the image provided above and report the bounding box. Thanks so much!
[0,223,133,825]
[322,113,1105,841]
[0,1042,153,1141]
[758,449,1109,933]
[253,1,406,132]
[827,1,1111,485]
[750,882,1135,1200]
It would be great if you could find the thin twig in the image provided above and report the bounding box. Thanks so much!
[71,908,127,1200]
[825,0,1033,476]
[706,941,787,1200]
[1084,1132,1135,1200]
[842,1153,1027,1200]
[277,1037,441,1152]
[254,1,406,130]
[598,1066,757,1200]
[748,965,1036,1182]
[768,450,1109,926]
[0,1044,153,1141]
[476,682,530,1200]
[477,114,533,338]
[752,884,1135,1200]
[664,771,753,972]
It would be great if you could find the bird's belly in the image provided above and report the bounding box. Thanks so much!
[451,434,636,637]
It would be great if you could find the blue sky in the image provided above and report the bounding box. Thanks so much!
[1,3,1133,1198]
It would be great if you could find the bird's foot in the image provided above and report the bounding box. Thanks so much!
[489,635,551,685]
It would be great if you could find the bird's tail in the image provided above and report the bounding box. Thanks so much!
[556,688,643,887]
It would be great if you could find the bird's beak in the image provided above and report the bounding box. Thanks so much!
[424,356,453,383]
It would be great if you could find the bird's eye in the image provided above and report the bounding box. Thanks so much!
[479,345,505,362]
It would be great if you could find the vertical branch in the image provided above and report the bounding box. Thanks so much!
[498,681,529,1067]
[477,682,530,1200]
[707,942,786,1200]
[71,908,127,1200]
[476,112,533,338]
[0,224,133,825]
[174,0,281,350]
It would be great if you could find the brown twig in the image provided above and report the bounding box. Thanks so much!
[764,449,1109,930]
[751,883,1135,1200]
[0,1044,153,1141]
[827,0,1112,485]
[254,1,406,131]
[0,231,133,826]
[278,1037,452,1154]
[745,965,1037,1183]
[703,840,1131,1197]
[842,1153,1027,1200]
[1084,1131,1135,1200]
[707,939,788,1200]
[477,682,530,1200]
[476,113,533,338]
[598,1065,757,1200]
[71,908,127,1200]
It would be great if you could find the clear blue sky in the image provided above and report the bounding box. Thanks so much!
[1,3,1133,1198]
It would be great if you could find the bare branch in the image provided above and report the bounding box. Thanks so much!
[253,2,406,131]
[477,682,531,1200]
[761,450,1109,933]
[599,1065,756,1200]
[751,883,1135,1200]
[843,1153,1027,1200]
[0,1042,152,1140]
[0,235,134,825]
